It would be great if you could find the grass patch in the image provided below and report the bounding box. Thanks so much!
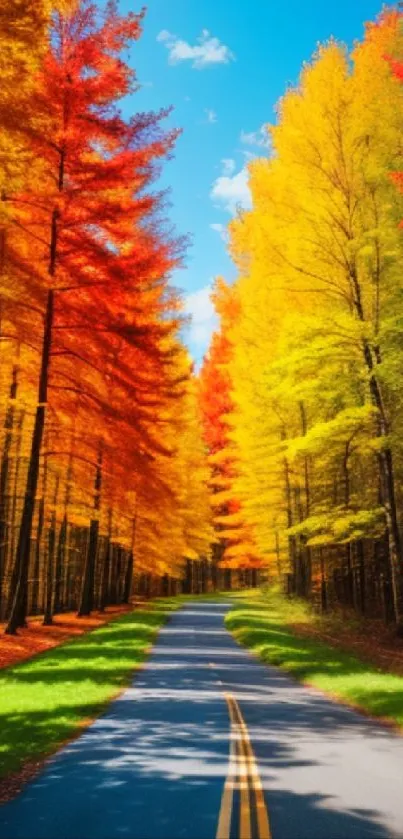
[226,588,403,728]
[0,598,179,780]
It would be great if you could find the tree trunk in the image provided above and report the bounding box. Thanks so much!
[109,543,118,603]
[275,531,282,579]
[357,540,366,616]
[283,455,297,593]
[320,548,327,613]
[55,439,74,614]
[184,559,192,594]
[346,261,403,629]
[299,401,312,598]
[122,551,133,604]
[379,446,403,632]
[54,514,66,614]
[7,409,25,593]
[77,444,102,617]
[344,543,354,608]
[100,508,112,611]
[0,365,18,617]
[31,495,45,615]
[115,545,123,603]
[43,475,59,626]
[211,553,218,591]
[359,318,403,628]
[122,516,136,604]
[5,289,54,634]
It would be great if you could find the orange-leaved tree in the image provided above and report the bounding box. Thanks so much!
[5,0,182,632]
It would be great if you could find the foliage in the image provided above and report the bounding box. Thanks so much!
[0,0,212,629]
[201,9,403,627]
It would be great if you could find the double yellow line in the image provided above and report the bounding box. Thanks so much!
[216,693,272,839]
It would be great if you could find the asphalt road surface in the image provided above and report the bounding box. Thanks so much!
[1,601,403,839]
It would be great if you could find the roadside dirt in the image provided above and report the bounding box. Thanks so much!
[290,614,403,676]
[0,605,134,671]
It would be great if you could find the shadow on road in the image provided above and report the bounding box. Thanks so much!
[0,602,402,838]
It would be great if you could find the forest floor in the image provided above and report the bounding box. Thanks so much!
[0,606,138,670]
[0,598,179,800]
[289,607,403,676]
[226,588,403,730]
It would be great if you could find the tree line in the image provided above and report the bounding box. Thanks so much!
[200,9,403,632]
[0,0,214,633]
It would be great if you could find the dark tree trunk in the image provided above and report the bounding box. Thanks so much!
[109,544,118,604]
[122,551,134,604]
[7,409,25,597]
[78,445,102,617]
[299,401,312,597]
[360,327,403,628]
[43,476,59,626]
[54,514,67,614]
[0,365,18,617]
[115,546,123,603]
[31,495,45,616]
[78,519,99,616]
[122,517,136,604]
[6,289,54,634]
[320,549,327,613]
[294,485,306,597]
[282,438,297,593]
[211,553,218,591]
[201,559,208,593]
[275,531,282,579]
[55,440,73,614]
[100,508,113,611]
[184,559,192,594]
[379,446,403,632]
[357,540,366,615]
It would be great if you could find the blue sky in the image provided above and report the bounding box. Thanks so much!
[118,0,383,362]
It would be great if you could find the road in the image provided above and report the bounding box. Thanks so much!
[1,601,403,839]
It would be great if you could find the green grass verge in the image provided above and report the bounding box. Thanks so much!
[0,598,179,779]
[225,588,403,728]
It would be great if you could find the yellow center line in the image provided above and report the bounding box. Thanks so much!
[231,698,272,839]
[216,718,236,839]
[233,701,252,839]
[215,685,272,839]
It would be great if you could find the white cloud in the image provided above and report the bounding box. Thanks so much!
[221,158,235,175]
[157,30,171,42]
[210,223,228,242]
[205,108,217,124]
[157,29,235,69]
[211,163,251,214]
[184,284,218,350]
[240,125,271,149]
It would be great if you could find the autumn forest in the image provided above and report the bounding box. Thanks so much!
[2,0,403,640]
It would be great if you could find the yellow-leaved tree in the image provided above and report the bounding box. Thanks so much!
[208,9,403,627]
